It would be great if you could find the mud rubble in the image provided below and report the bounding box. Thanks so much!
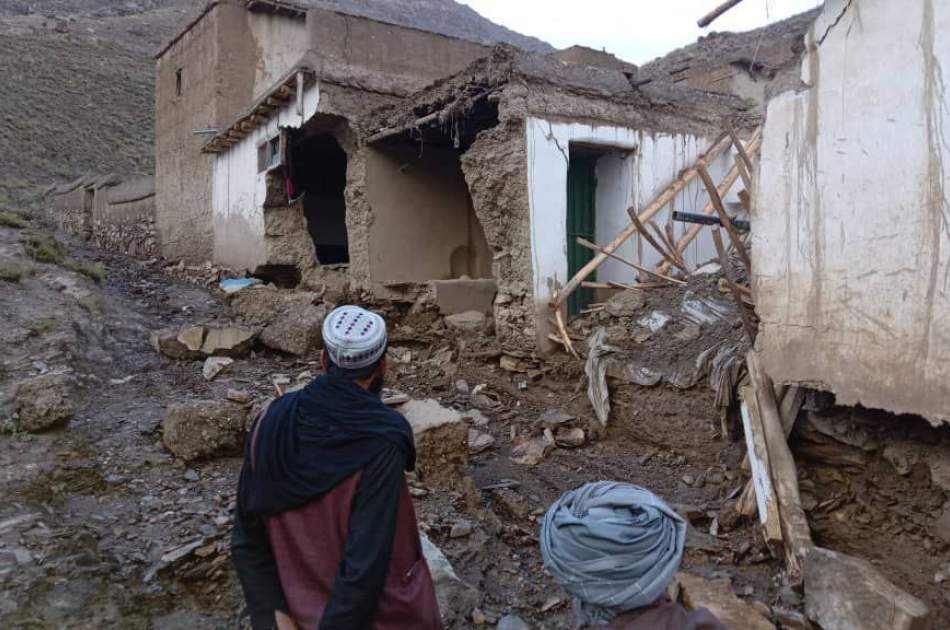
[1,215,949,628]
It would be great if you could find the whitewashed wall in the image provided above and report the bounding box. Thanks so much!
[211,83,320,270]
[754,0,950,424]
[525,117,738,314]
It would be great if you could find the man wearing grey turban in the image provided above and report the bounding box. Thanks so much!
[540,481,724,629]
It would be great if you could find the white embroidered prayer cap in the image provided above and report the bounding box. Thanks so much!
[322,305,387,369]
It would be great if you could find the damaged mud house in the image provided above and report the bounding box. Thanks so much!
[30,0,950,627]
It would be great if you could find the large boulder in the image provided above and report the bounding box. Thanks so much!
[396,398,467,484]
[674,573,774,630]
[150,328,202,360]
[151,325,257,360]
[804,546,930,630]
[259,303,327,356]
[420,532,479,625]
[229,286,326,356]
[162,400,250,462]
[15,374,76,432]
[200,326,257,357]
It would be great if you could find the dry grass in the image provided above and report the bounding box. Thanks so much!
[28,318,59,335]
[0,261,30,282]
[0,210,28,228]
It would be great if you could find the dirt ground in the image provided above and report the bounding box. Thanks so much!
[1,215,949,629]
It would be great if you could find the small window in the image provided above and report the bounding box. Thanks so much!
[257,135,282,172]
[175,68,182,96]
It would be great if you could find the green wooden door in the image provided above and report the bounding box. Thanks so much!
[566,156,597,316]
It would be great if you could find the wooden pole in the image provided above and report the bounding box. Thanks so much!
[626,209,689,273]
[552,133,734,308]
[726,123,755,192]
[698,164,753,272]
[711,228,756,343]
[576,237,686,285]
[747,352,813,583]
[740,384,783,546]
[657,130,762,275]
[698,0,746,28]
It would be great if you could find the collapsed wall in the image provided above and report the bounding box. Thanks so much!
[361,47,754,346]
[48,174,158,257]
[753,0,950,425]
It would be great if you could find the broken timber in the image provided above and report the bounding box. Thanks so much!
[552,133,734,309]
[698,0,747,28]
[656,129,762,275]
[575,237,685,286]
[711,228,756,343]
[745,352,813,583]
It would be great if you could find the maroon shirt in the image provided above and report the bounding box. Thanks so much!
[264,469,442,630]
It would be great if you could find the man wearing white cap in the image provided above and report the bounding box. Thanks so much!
[231,306,441,630]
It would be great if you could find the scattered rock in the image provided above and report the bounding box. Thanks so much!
[397,399,467,484]
[150,329,202,360]
[472,608,487,625]
[605,289,646,317]
[462,409,490,427]
[162,400,250,462]
[202,356,234,381]
[538,408,576,429]
[445,310,488,333]
[554,427,585,448]
[260,303,326,356]
[468,429,495,454]
[177,325,205,352]
[200,326,257,357]
[497,614,530,630]
[511,433,553,466]
[804,546,930,630]
[420,531,479,625]
[455,379,470,395]
[183,469,199,482]
[450,519,473,538]
[226,389,251,404]
[932,505,950,545]
[15,373,76,432]
[675,572,774,630]
[493,488,530,520]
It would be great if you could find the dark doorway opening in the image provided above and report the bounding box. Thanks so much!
[290,133,349,265]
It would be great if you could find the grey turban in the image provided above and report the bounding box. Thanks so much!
[540,481,686,626]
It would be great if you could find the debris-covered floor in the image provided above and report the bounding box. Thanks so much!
[1,216,949,628]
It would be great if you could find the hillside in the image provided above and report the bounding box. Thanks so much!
[0,0,549,209]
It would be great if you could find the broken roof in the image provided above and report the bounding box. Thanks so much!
[640,8,819,90]
[365,46,757,144]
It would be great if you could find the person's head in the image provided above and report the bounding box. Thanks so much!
[540,481,686,625]
[321,305,388,394]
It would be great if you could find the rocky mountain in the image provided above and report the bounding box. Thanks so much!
[0,0,549,209]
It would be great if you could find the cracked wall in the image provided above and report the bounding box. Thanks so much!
[754,0,950,425]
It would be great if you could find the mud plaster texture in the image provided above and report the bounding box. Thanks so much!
[361,47,759,346]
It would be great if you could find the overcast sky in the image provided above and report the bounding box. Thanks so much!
[459,0,823,64]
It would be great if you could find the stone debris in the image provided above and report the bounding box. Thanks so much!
[202,356,234,381]
[605,289,646,318]
[462,408,490,427]
[511,431,554,466]
[450,519,473,538]
[420,531,479,625]
[259,302,326,356]
[396,399,467,483]
[14,373,76,432]
[468,429,495,454]
[554,427,585,448]
[496,614,530,630]
[152,325,258,360]
[674,572,774,630]
[445,310,488,333]
[538,408,576,429]
[804,546,931,630]
[226,388,251,404]
[162,400,250,462]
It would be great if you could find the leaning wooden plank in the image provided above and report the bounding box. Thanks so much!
[747,351,813,583]
[626,209,688,273]
[698,0,746,27]
[657,130,762,275]
[575,237,686,285]
[711,228,756,343]
[739,384,783,545]
[552,300,580,359]
[698,164,753,272]
[726,122,755,192]
[656,129,762,273]
[552,134,734,308]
